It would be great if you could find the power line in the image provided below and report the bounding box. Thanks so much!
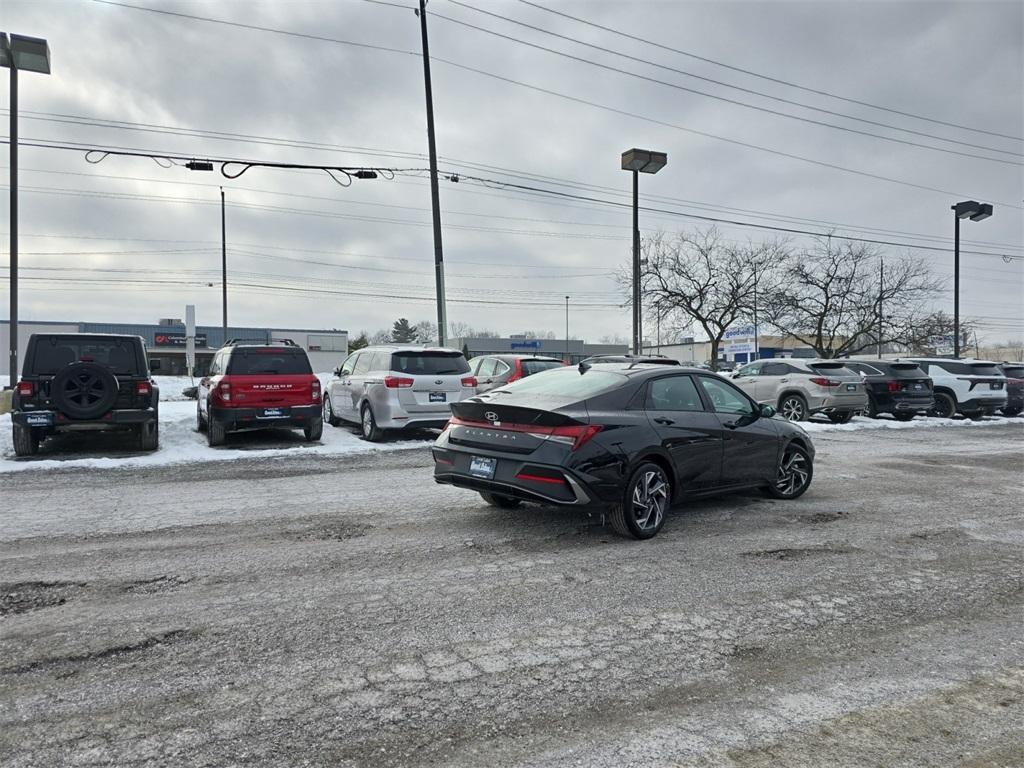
[432,1,1020,165]
[517,0,1024,144]
[86,0,1024,207]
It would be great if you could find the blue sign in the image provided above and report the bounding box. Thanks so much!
[510,340,542,350]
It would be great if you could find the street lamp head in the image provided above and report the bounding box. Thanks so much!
[952,200,992,220]
[969,203,993,222]
[621,148,667,174]
[1,33,51,74]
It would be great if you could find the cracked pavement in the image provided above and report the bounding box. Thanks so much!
[1,423,1022,766]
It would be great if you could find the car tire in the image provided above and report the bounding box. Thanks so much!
[1001,406,1022,417]
[323,395,341,427]
[196,402,207,432]
[360,405,384,442]
[207,417,227,447]
[892,412,915,422]
[929,392,957,419]
[304,417,324,442]
[608,461,671,540]
[138,420,159,451]
[778,394,809,422]
[764,442,813,499]
[480,491,521,509]
[12,424,40,457]
[865,396,879,419]
[827,411,854,424]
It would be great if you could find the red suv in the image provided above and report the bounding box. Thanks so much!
[197,339,323,446]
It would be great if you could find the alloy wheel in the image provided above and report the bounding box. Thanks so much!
[776,449,810,496]
[323,395,332,423]
[362,408,373,437]
[631,469,668,532]
[780,397,805,421]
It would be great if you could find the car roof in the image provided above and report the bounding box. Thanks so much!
[581,362,711,377]
[482,354,563,361]
[904,357,1002,365]
[30,332,144,341]
[357,345,463,354]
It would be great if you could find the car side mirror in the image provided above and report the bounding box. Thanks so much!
[760,404,776,418]
[150,359,161,371]
[731,371,740,378]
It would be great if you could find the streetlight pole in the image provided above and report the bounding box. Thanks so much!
[621,148,667,355]
[564,295,570,363]
[2,34,50,387]
[951,201,993,358]
[417,0,448,346]
[220,186,227,339]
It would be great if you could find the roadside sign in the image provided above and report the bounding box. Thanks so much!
[510,340,542,350]
[724,325,756,340]
[726,342,756,354]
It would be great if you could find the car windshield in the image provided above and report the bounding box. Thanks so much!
[227,349,312,375]
[32,337,138,375]
[391,352,470,375]
[520,359,564,376]
[497,367,625,398]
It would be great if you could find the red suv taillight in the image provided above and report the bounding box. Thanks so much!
[137,381,151,396]
[887,380,902,393]
[461,376,478,388]
[16,381,33,397]
[217,381,232,402]
[311,379,321,401]
[809,377,841,387]
[384,376,414,389]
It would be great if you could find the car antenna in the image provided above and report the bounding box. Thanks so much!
[578,361,591,374]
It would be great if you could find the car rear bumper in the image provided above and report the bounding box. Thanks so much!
[958,396,1006,413]
[885,394,935,412]
[210,404,320,431]
[809,393,868,413]
[13,408,157,430]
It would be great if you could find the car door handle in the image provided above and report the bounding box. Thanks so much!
[723,421,739,429]
[654,416,675,425]
[779,378,789,383]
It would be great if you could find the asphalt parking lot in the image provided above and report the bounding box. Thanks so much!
[1,423,1022,767]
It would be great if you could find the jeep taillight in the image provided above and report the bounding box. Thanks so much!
[137,381,151,396]
[217,382,232,402]
[311,380,321,401]
[16,381,33,397]
[384,376,414,388]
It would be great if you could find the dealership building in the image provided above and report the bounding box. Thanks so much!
[1,320,348,376]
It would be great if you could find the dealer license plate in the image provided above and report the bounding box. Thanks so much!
[990,382,1003,390]
[429,391,446,402]
[912,382,924,390]
[469,456,497,479]
[25,412,54,426]
[260,407,288,418]
[845,384,857,391]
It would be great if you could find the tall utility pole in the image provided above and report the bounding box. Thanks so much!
[632,170,640,354]
[8,56,18,385]
[951,201,993,358]
[564,295,570,363]
[877,257,884,357]
[220,186,228,339]
[418,0,447,346]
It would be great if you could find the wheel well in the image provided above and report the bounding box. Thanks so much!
[635,453,677,497]
[777,390,806,407]
[787,436,809,453]
[932,387,957,403]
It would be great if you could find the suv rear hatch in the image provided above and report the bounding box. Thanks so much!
[391,350,473,412]
[224,348,317,407]
[807,362,863,401]
[884,362,932,399]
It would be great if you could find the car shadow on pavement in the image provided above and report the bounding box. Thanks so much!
[16,429,150,461]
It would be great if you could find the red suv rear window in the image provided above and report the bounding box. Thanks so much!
[227,349,312,375]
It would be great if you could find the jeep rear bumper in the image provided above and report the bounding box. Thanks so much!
[13,408,157,429]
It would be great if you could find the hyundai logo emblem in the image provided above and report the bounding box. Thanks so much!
[435,379,443,385]
[484,411,499,422]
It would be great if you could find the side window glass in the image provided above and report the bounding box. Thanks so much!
[494,361,511,377]
[741,364,761,377]
[341,353,359,376]
[761,363,784,376]
[646,376,704,412]
[353,354,373,376]
[698,377,754,415]
[478,359,498,378]
[469,358,482,375]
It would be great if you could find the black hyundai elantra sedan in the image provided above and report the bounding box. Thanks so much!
[432,363,815,539]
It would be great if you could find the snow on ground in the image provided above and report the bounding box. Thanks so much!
[798,414,1020,432]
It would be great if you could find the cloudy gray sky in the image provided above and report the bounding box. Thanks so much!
[3,0,1022,344]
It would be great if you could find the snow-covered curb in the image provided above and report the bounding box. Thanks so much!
[797,414,1020,432]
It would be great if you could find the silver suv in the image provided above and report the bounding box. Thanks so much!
[731,359,867,422]
[323,346,476,440]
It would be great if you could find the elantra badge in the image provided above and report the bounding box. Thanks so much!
[484,411,499,422]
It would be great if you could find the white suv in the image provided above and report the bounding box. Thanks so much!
[906,358,1007,419]
[323,345,477,440]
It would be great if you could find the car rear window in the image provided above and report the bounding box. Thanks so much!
[1002,366,1024,379]
[31,336,139,375]
[498,367,625,399]
[930,361,1003,376]
[809,362,859,379]
[391,352,470,375]
[521,359,564,376]
[227,349,312,375]
[888,362,927,378]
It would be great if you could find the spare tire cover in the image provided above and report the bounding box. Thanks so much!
[51,362,120,419]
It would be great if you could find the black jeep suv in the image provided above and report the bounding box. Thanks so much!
[11,333,160,456]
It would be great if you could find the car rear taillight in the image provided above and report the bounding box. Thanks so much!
[217,381,232,402]
[311,380,321,401]
[507,360,523,383]
[16,381,33,397]
[809,377,841,387]
[137,381,151,395]
[384,376,414,388]
[887,380,902,393]
[549,424,604,451]
[515,471,566,485]
[461,376,478,388]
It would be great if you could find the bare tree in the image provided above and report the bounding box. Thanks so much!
[901,311,976,354]
[413,320,438,345]
[761,238,942,358]
[631,228,785,368]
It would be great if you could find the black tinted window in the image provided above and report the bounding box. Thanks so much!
[227,349,312,375]
[647,376,704,412]
[930,361,1002,376]
[391,352,470,375]
[697,377,754,415]
[762,363,789,376]
[32,336,139,375]
[1001,366,1024,379]
[521,359,563,376]
[499,367,625,399]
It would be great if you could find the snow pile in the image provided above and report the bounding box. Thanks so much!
[798,414,1019,432]
[0,400,431,473]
